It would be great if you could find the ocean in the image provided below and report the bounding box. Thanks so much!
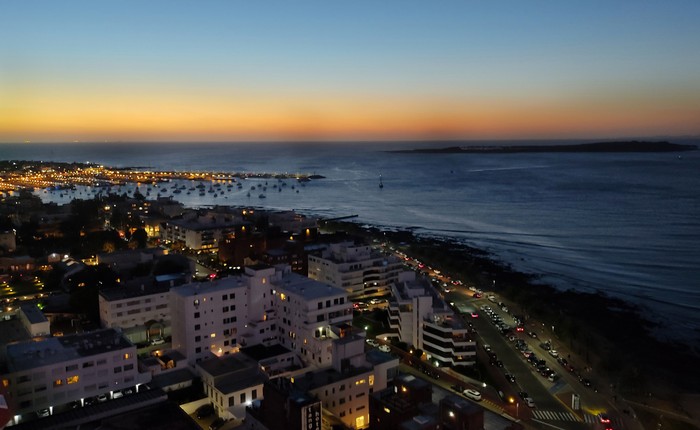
[2,141,699,346]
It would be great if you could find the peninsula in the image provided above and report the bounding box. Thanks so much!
[391,140,698,154]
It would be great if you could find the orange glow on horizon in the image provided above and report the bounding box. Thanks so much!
[2,83,699,142]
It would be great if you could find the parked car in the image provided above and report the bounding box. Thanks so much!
[209,417,226,430]
[37,408,50,418]
[97,393,108,403]
[196,404,215,419]
[84,396,97,406]
[150,337,165,345]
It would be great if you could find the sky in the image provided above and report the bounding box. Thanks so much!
[1,1,700,143]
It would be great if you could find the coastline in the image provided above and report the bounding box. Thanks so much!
[321,219,700,398]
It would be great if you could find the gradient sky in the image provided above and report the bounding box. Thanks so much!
[1,1,700,142]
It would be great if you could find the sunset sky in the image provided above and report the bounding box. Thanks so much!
[2,1,699,143]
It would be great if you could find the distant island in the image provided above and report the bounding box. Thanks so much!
[390,141,698,154]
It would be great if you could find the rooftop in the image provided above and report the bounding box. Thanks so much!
[166,216,248,232]
[171,275,247,298]
[277,271,346,300]
[6,328,133,372]
[292,364,373,392]
[20,304,47,324]
[99,282,171,301]
[241,343,292,362]
[197,353,259,378]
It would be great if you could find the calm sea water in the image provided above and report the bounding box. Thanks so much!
[2,141,699,346]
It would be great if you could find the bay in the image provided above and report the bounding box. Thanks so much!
[2,141,699,346]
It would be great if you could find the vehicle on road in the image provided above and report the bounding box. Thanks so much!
[463,389,482,401]
[549,349,559,358]
[528,331,538,338]
[378,345,391,353]
[525,397,536,408]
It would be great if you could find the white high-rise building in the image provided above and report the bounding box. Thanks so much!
[388,273,476,367]
[170,264,353,367]
[308,241,403,299]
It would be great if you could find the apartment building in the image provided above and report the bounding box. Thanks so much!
[196,353,267,419]
[388,274,476,368]
[170,264,353,368]
[308,240,403,299]
[98,283,171,343]
[2,328,149,422]
[160,214,250,250]
[292,334,399,430]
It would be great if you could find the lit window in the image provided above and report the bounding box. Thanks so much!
[123,353,130,360]
[53,379,63,387]
[369,375,375,386]
[67,375,79,384]
[383,407,391,414]
[210,333,216,338]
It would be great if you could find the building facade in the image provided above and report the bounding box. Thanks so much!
[308,241,403,299]
[2,328,149,422]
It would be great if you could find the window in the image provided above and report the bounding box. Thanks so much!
[66,375,79,384]
[195,324,201,331]
[195,336,201,342]
[114,367,122,373]
[53,379,63,387]
[318,302,323,310]
[123,353,131,360]
[229,397,235,407]
[339,398,346,404]
[83,361,94,368]
[194,312,200,319]
[65,364,78,372]
[124,364,134,371]
[240,393,246,404]
[222,294,228,300]
[252,389,257,399]
[326,300,330,307]
[196,347,202,353]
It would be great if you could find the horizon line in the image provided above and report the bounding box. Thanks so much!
[2,135,698,145]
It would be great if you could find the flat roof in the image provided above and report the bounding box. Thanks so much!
[292,365,372,392]
[6,328,133,372]
[197,353,258,378]
[240,343,292,361]
[167,217,249,232]
[20,305,48,324]
[99,282,170,301]
[277,272,346,300]
[171,275,247,298]
[152,367,196,389]
[215,370,267,395]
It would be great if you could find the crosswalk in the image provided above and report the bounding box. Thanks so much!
[531,410,581,422]
[583,413,624,428]
[533,411,624,428]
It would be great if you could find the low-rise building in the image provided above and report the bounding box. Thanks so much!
[160,213,250,251]
[98,283,171,344]
[2,328,150,421]
[196,353,267,419]
[18,305,50,338]
[291,334,399,430]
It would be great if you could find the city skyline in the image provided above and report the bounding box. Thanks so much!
[2,1,700,143]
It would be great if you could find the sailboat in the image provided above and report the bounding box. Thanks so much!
[379,174,384,189]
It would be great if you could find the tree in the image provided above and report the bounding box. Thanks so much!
[130,228,148,249]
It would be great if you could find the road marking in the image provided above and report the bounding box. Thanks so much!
[533,410,580,422]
